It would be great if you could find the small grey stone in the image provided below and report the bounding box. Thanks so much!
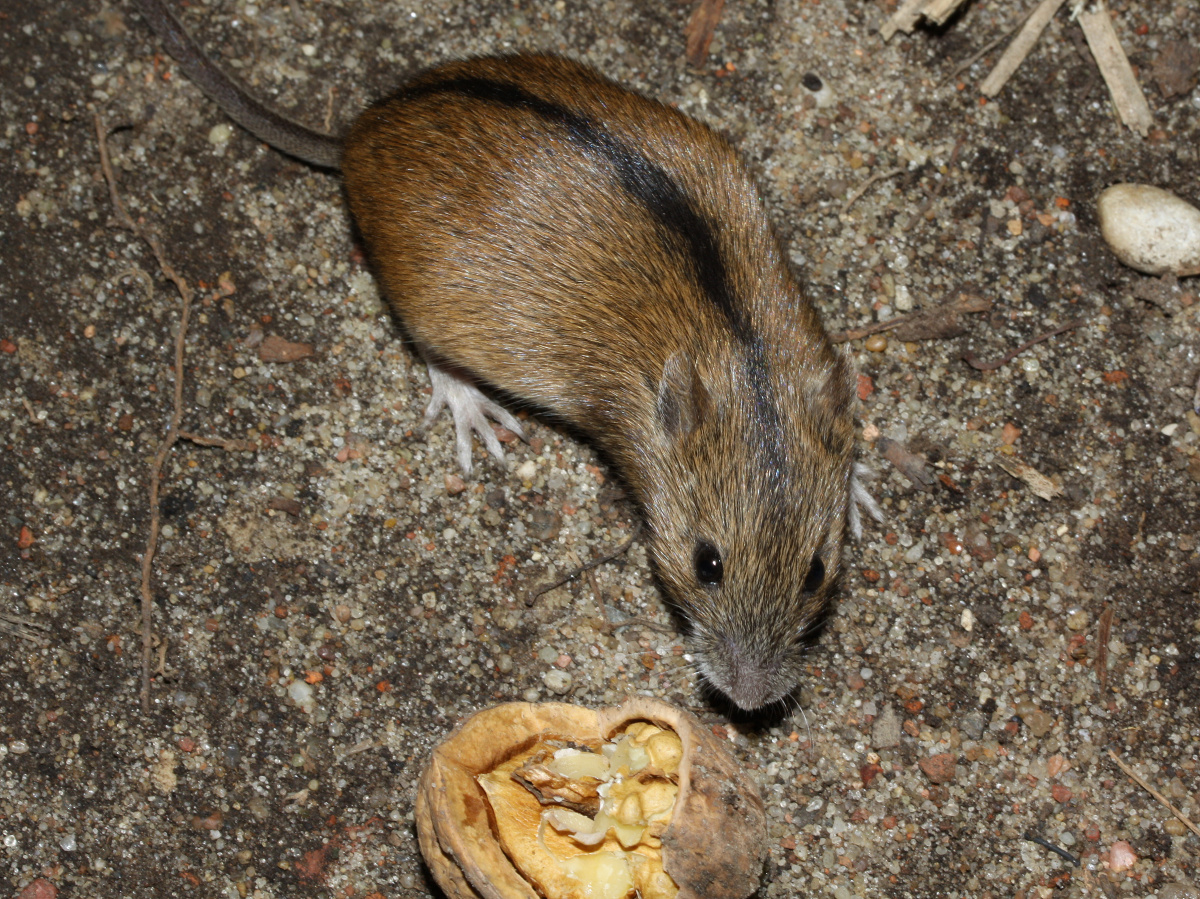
[1158,885,1200,899]
[542,669,573,694]
[872,704,902,749]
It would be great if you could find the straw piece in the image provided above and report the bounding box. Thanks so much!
[921,0,970,27]
[880,0,928,41]
[1078,7,1153,136]
[980,0,1068,97]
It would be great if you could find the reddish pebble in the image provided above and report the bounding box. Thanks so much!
[1018,611,1034,630]
[15,879,57,899]
[1,338,17,353]
[1050,783,1072,803]
[1001,422,1021,445]
[857,373,874,400]
[25,122,38,135]
[257,334,313,363]
[940,532,963,554]
[860,762,883,787]
[554,653,572,669]
[444,473,467,495]
[1107,840,1136,871]
[191,810,223,830]
[178,736,197,752]
[17,526,35,549]
[918,753,957,784]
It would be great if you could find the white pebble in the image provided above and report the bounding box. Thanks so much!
[208,122,234,147]
[1097,184,1200,277]
[542,669,573,694]
[288,680,315,713]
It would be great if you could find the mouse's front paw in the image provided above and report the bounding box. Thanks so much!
[424,363,524,474]
[848,462,883,538]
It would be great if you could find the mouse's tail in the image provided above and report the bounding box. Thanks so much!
[132,0,343,169]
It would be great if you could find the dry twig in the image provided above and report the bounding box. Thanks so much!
[0,612,51,646]
[830,287,990,343]
[919,0,969,27]
[942,29,1014,86]
[1109,750,1200,840]
[962,317,1086,371]
[880,0,970,40]
[1078,6,1153,136]
[1097,603,1113,695]
[840,167,903,216]
[95,114,253,714]
[877,437,935,489]
[526,524,641,606]
[994,455,1063,501]
[880,0,930,41]
[684,0,726,68]
[980,0,1069,97]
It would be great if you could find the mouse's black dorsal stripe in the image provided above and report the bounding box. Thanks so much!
[395,74,789,473]
[398,76,752,340]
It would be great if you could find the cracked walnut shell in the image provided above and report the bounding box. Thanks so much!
[416,697,766,899]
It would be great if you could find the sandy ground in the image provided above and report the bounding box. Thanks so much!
[2,0,1199,897]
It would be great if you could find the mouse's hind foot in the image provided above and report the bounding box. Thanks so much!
[423,361,524,474]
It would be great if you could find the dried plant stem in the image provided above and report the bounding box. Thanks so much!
[1078,5,1153,135]
[841,167,903,216]
[95,114,235,714]
[963,318,1085,371]
[684,0,726,67]
[980,0,1068,97]
[1109,750,1200,839]
[526,524,641,606]
[1097,603,1113,695]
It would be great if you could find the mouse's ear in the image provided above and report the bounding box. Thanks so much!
[656,351,710,444]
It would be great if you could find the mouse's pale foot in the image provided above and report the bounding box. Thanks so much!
[424,363,524,473]
[848,462,883,538]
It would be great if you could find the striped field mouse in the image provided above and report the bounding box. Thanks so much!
[133,0,880,710]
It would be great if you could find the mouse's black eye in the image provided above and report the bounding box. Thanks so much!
[693,542,723,587]
[803,555,825,593]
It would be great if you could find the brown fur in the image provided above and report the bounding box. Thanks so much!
[132,0,861,708]
[342,56,856,708]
